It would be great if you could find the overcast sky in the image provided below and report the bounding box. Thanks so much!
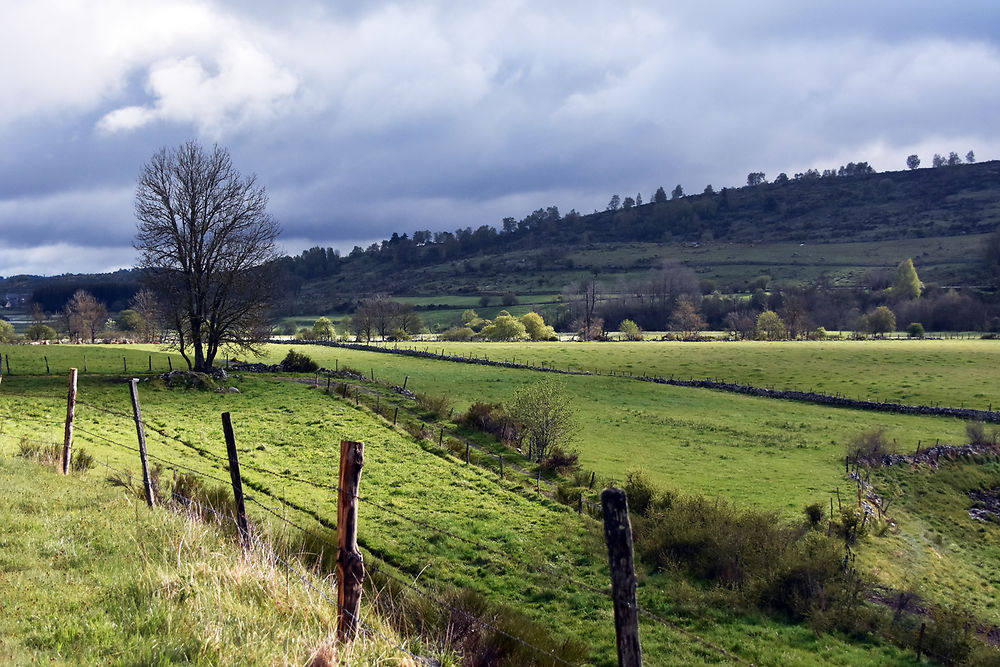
[1,1,998,276]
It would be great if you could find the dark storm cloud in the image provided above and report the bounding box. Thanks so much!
[1,0,998,274]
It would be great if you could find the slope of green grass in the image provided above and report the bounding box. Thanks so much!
[0,455,411,665]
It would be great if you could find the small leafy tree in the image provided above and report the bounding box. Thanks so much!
[867,306,897,337]
[755,310,786,340]
[619,318,642,341]
[671,184,684,199]
[507,379,577,463]
[906,154,920,170]
[26,323,57,341]
[653,186,667,204]
[906,322,925,338]
[311,316,336,340]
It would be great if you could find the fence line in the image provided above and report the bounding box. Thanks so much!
[2,376,758,664]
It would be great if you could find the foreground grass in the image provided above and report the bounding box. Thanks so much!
[0,455,413,665]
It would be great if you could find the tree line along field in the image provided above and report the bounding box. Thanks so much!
[2,342,999,662]
[0,364,921,665]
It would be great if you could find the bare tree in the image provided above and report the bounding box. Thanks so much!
[130,289,161,344]
[135,142,279,371]
[65,289,108,342]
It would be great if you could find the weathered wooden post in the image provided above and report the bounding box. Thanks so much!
[601,487,643,666]
[123,356,127,373]
[393,407,398,426]
[465,442,470,463]
[62,368,78,474]
[221,412,250,547]
[326,376,332,393]
[148,355,152,372]
[578,493,584,514]
[439,428,444,446]
[83,355,87,373]
[337,440,365,643]
[402,375,408,390]
[4,353,9,375]
[537,470,541,492]
[129,379,156,507]
[45,355,50,374]
[916,622,926,660]
[168,357,172,371]
[498,454,503,478]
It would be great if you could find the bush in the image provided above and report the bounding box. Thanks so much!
[540,446,579,473]
[440,326,475,341]
[966,421,1000,446]
[280,349,318,372]
[459,402,518,444]
[906,322,925,338]
[416,392,452,419]
[847,427,895,464]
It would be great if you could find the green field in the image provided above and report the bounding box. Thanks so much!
[387,339,1000,412]
[1,341,997,663]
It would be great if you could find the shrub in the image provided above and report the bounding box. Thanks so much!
[847,426,894,464]
[440,326,475,341]
[280,348,318,372]
[906,322,925,338]
[540,446,579,473]
[416,392,452,419]
[459,402,518,444]
[966,421,1000,446]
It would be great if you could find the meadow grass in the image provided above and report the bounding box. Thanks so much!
[378,338,1000,412]
[0,455,416,666]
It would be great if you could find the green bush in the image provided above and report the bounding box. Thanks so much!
[280,348,319,372]
[906,322,925,338]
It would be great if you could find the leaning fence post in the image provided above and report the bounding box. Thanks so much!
[601,487,643,666]
[129,379,156,507]
[337,440,365,643]
[45,355,50,374]
[62,368,78,474]
[221,412,250,547]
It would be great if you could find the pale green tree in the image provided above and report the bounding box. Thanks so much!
[890,258,922,299]
[479,311,528,341]
[520,312,556,341]
[619,318,642,341]
[755,310,787,340]
[0,319,16,343]
[507,378,577,463]
[311,316,336,340]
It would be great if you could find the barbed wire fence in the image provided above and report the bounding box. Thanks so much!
[0,371,758,666]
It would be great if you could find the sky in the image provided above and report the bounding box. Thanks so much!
[1,1,999,277]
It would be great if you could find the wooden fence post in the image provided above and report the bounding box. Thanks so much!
[148,355,152,372]
[83,355,87,373]
[402,375,408,390]
[62,368,78,474]
[465,442,470,463]
[221,412,250,547]
[4,353,8,375]
[337,440,365,643]
[129,379,156,507]
[168,357,172,371]
[45,355,50,374]
[123,356,127,373]
[601,487,643,667]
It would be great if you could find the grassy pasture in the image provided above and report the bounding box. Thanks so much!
[240,343,968,516]
[0,368,921,665]
[394,339,1000,412]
